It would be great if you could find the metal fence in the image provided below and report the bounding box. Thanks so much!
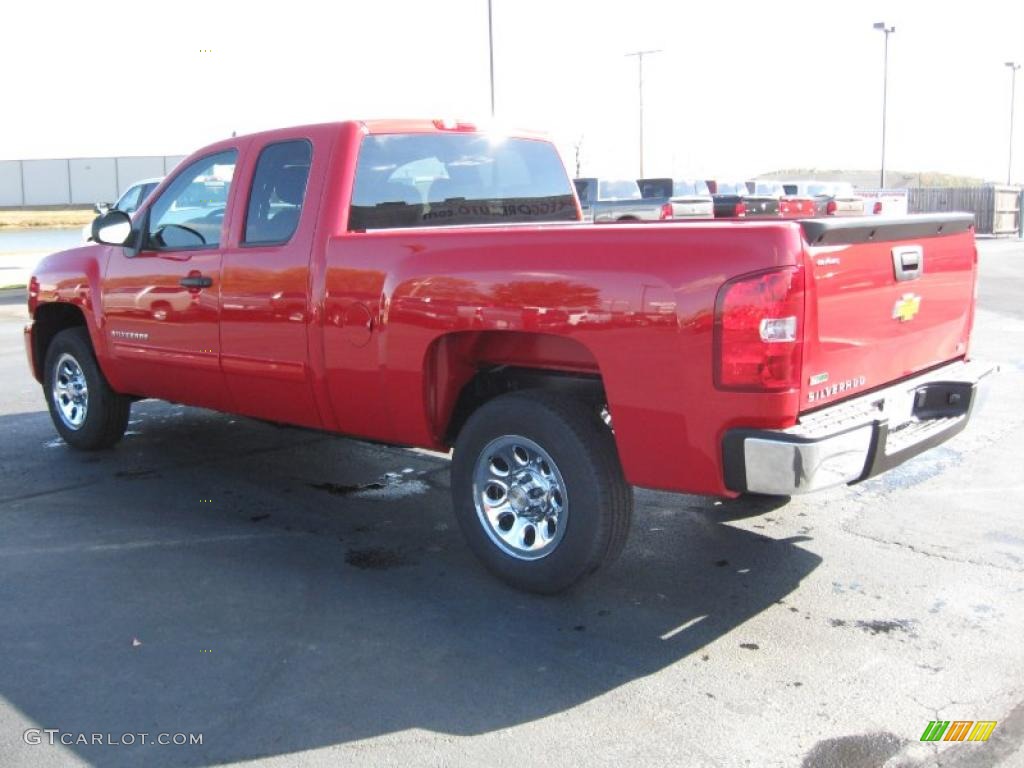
[908,185,1022,236]
[0,156,186,207]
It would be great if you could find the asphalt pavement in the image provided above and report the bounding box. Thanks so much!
[0,240,1022,767]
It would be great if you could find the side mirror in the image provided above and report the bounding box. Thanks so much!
[92,209,134,246]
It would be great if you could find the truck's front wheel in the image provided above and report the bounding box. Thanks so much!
[44,327,130,450]
[451,391,633,593]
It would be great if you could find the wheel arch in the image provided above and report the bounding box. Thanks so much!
[422,330,607,446]
[30,302,88,382]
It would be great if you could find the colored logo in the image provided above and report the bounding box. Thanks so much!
[893,293,922,322]
[920,720,997,742]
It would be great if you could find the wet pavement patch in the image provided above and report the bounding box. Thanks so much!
[344,547,412,570]
[829,618,916,636]
[309,473,429,500]
[310,481,385,495]
[854,619,915,636]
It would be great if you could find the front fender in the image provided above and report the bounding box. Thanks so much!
[30,244,123,390]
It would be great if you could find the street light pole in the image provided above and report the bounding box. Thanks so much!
[625,49,662,178]
[1006,62,1020,185]
[873,22,895,189]
[487,0,496,117]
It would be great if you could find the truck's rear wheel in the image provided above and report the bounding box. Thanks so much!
[43,327,130,450]
[451,391,633,593]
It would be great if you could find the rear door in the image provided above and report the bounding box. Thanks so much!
[102,149,239,411]
[799,215,976,411]
[218,134,326,428]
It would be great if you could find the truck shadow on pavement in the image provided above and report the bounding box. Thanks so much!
[0,404,821,767]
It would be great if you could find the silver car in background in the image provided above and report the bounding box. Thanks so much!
[573,178,673,223]
[83,177,163,241]
[637,178,714,219]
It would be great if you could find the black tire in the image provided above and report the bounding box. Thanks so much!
[43,327,130,450]
[451,391,633,594]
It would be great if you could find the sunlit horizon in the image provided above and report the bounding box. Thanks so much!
[3,0,1023,184]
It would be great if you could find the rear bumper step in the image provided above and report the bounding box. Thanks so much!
[722,359,997,496]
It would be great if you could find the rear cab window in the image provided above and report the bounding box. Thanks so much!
[598,179,641,201]
[244,139,312,245]
[349,133,578,231]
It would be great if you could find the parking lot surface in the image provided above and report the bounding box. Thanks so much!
[0,240,1022,768]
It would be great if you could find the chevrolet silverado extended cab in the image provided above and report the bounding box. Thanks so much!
[26,119,992,593]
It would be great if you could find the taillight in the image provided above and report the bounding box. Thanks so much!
[733,201,746,217]
[872,201,883,215]
[714,267,804,391]
[826,199,838,215]
[780,200,791,216]
[659,202,674,220]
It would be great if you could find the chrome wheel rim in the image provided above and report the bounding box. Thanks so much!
[472,435,568,561]
[52,353,88,430]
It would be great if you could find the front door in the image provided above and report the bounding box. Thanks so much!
[101,149,238,411]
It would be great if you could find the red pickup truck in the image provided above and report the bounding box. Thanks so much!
[25,119,993,592]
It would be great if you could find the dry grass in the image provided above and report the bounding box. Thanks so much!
[0,208,96,229]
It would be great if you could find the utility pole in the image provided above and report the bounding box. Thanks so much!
[625,49,662,178]
[873,22,895,188]
[1006,62,1020,185]
[488,0,496,117]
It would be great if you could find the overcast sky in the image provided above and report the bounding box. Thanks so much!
[3,0,1023,182]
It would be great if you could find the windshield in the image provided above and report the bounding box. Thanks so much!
[349,133,577,230]
[597,179,641,201]
[672,180,710,196]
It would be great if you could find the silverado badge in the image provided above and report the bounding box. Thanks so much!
[807,375,867,403]
[892,293,921,323]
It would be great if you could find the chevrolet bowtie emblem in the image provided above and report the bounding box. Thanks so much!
[893,293,921,322]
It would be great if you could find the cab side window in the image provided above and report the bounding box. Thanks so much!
[147,150,237,250]
[243,140,312,245]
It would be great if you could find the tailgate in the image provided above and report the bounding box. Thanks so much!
[831,196,865,216]
[743,195,780,218]
[799,214,976,412]
[671,197,714,218]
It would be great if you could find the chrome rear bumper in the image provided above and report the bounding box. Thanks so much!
[722,360,997,496]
